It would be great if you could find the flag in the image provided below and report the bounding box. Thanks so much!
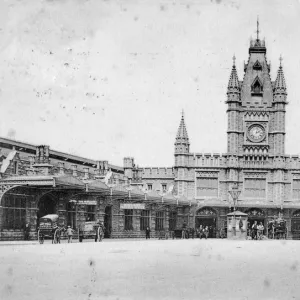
[104,170,113,185]
[167,184,174,194]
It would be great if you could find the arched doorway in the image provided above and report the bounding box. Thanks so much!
[195,207,217,238]
[246,208,266,233]
[104,206,112,238]
[37,194,57,228]
[291,210,300,240]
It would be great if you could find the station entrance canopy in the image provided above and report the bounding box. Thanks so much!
[0,175,195,206]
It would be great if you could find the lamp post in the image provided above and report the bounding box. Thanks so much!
[228,183,241,236]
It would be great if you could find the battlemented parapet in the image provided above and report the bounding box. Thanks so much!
[141,167,174,179]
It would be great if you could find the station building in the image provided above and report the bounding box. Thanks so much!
[1,30,300,240]
[123,33,300,239]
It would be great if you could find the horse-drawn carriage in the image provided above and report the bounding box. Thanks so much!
[78,221,104,242]
[38,214,65,244]
[267,217,287,240]
[158,230,169,240]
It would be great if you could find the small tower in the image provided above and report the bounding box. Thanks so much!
[272,55,288,156]
[226,55,241,155]
[174,111,190,154]
[174,111,190,197]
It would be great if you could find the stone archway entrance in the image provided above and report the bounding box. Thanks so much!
[195,207,217,238]
[37,194,57,228]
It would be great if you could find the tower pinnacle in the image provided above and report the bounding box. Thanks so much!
[274,55,287,95]
[227,56,240,93]
[256,16,260,40]
[175,112,190,154]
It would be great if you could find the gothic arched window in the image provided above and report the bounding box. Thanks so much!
[251,76,263,95]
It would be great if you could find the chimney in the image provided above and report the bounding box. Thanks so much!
[58,162,65,175]
[33,145,52,175]
[44,146,50,163]
[72,165,78,177]
[35,145,50,164]
[83,167,89,179]
[103,161,108,171]
[29,156,35,166]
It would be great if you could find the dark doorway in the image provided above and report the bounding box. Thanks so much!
[37,194,56,228]
[195,217,217,238]
[66,201,77,229]
[104,206,112,238]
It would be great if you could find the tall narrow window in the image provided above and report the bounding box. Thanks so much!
[155,211,164,231]
[140,210,150,230]
[2,194,26,230]
[162,184,167,193]
[147,184,152,191]
[13,161,18,175]
[169,211,177,230]
[124,209,133,230]
[244,179,266,198]
[86,205,96,221]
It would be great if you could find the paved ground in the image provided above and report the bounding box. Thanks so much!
[0,239,300,300]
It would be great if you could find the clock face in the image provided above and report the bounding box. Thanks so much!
[248,125,265,142]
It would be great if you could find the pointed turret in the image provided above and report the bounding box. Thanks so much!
[227,55,240,93]
[174,111,190,154]
[274,56,287,96]
[226,55,241,105]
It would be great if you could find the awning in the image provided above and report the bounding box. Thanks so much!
[87,180,110,194]
[146,190,162,201]
[54,176,86,189]
[0,175,86,190]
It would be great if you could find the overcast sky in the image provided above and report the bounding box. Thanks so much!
[0,0,300,167]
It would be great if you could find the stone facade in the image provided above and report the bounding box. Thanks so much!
[123,33,300,239]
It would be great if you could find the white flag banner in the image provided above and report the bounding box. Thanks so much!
[104,170,113,185]
[167,184,174,194]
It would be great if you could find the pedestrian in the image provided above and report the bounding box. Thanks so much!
[182,221,187,239]
[203,226,209,239]
[24,223,30,241]
[95,223,99,242]
[146,226,151,239]
[239,217,243,232]
[97,222,105,242]
[252,221,258,240]
[191,227,195,239]
[66,225,74,243]
[219,227,225,239]
[257,222,264,240]
[199,225,203,239]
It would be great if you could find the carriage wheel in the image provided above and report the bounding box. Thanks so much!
[38,230,44,244]
[53,229,59,244]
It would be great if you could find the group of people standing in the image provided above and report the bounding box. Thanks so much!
[196,225,210,239]
[249,221,264,240]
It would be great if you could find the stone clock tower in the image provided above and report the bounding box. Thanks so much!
[226,30,287,159]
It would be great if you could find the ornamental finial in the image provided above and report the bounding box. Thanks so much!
[279,54,283,67]
[233,54,236,66]
[256,16,260,40]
